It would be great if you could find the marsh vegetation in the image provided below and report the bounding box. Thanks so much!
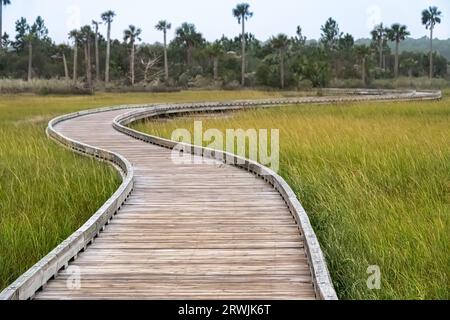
[133,91,450,299]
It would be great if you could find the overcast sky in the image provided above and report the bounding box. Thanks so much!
[2,0,449,44]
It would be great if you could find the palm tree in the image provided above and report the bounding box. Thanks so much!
[155,20,171,81]
[25,33,34,81]
[232,3,253,86]
[205,41,224,81]
[422,6,442,79]
[0,0,11,48]
[62,49,69,81]
[387,24,410,78]
[92,20,101,82]
[101,10,115,83]
[55,44,70,81]
[371,23,387,69]
[68,29,80,82]
[124,25,142,85]
[175,23,203,66]
[270,34,290,89]
[80,25,94,88]
[16,19,33,81]
[355,45,371,85]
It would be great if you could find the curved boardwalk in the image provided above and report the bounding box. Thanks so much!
[35,108,316,300]
[1,90,437,300]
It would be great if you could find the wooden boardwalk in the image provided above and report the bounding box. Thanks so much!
[34,108,317,300]
[2,90,440,300]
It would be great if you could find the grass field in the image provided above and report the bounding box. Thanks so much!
[0,90,287,291]
[132,91,450,300]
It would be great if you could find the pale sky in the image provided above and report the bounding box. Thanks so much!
[2,0,449,44]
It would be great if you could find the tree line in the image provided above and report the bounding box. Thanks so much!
[0,2,446,90]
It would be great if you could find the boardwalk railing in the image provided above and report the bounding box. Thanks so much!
[0,89,441,300]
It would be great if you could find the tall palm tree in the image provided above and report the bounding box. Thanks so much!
[175,22,203,66]
[101,10,115,83]
[422,6,442,79]
[56,44,70,81]
[0,0,11,48]
[124,25,142,85]
[80,25,94,88]
[155,20,171,81]
[270,34,290,89]
[371,23,387,69]
[25,33,34,81]
[355,45,371,85]
[68,29,80,82]
[232,3,253,86]
[16,19,34,81]
[387,24,410,78]
[92,20,101,82]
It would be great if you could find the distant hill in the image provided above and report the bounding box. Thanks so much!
[355,37,450,61]
[305,37,450,61]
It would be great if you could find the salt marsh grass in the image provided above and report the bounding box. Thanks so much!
[133,90,450,299]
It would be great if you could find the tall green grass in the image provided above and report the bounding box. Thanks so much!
[0,79,94,95]
[0,126,120,288]
[329,76,450,90]
[0,90,285,291]
[133,91,450,300]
